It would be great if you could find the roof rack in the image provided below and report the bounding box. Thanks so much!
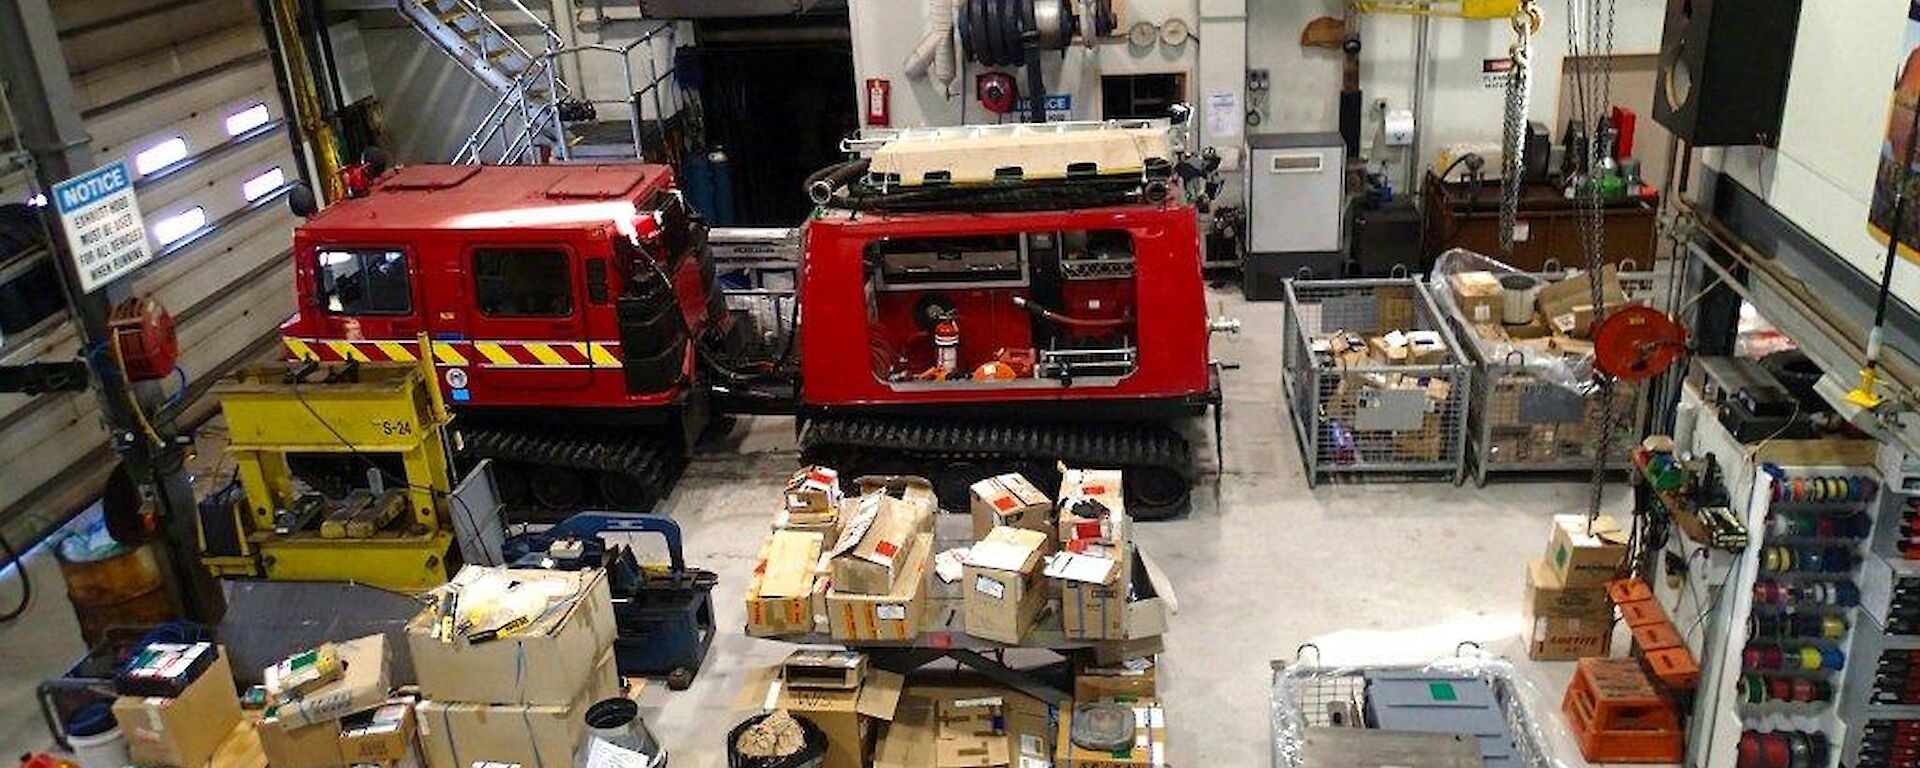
[840,117,1183,156]
[846,118,1183,191]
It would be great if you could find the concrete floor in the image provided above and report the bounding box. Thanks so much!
[0,287,1638,765]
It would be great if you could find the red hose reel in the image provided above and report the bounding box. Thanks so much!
[1591,305,1688,382]
[108,296,178,382]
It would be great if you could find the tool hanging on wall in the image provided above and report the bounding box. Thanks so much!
[957,0,1115,122]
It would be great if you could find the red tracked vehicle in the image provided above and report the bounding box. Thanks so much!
[278,162,730,514]
[794,120,1227,518]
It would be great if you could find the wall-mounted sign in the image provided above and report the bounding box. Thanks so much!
[1869,0,1920,264]
[52,160,151,293]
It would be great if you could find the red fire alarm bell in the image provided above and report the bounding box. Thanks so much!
[865,78,890,126]
[976,72,1018,115]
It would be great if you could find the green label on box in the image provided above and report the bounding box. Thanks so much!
[1428,682,1458,702]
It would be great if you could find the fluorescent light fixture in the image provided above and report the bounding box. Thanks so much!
[243,167,285,201]
[133,137,188,175]
[225,103,271,136]
[153,207,206,245]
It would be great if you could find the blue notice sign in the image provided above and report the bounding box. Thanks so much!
[1013,94,1074,121]
[52,160,151,293]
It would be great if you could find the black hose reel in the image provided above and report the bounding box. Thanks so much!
[958,0,1114,123]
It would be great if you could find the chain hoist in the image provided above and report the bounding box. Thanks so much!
[1563,0,1620,525]
[1498,3,1543,259]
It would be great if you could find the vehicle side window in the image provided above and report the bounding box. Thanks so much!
[317,248,410,315]
[474,248,573,317]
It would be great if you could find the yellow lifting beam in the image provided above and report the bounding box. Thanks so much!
[1352,0,1522,20]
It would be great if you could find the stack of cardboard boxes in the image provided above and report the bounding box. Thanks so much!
[112,642,245,768]
[736,465,1174,768]
[1524,514,1629,660]
[1306,328,1456,464]
[255,635,401,768]
[1048,469,1170,643]
[408,566,623,768]
[742,465,1173,647]
[824,479,938,641]
[779,465,844,534]
[1450,266,1641,465]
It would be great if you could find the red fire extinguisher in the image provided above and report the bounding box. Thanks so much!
[933,314,959,374]
[866,79,891,126]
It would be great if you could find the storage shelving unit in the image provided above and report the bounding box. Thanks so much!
[1675,383,1916,768]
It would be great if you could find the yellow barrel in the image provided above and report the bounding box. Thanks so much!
[57,542,178,646]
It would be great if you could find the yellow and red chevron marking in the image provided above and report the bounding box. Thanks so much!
[282,337,623,368]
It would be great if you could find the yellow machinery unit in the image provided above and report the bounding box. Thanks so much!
[202,348,456,591]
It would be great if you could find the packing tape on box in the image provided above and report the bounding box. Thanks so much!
[434,705,465,768]
[524,708,551,768]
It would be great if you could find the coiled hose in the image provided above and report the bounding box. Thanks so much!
[0,529,29,623]
[805,159,871,206]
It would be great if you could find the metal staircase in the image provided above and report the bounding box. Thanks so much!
[393,0,570,163]
[393,0,686,166]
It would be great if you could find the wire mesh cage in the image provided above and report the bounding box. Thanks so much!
[1281,278,1470,487]
[1271,645,1567,768]
[1441,269,1670,485]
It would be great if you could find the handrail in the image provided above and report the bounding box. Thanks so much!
[450,19,682,165]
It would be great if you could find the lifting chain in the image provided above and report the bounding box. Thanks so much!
[1564,0,1619,526]
[1497,2,1543,259]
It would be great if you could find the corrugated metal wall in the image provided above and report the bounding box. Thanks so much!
[0,0,302,543]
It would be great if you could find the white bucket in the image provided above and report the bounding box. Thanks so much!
[68,726,128,768]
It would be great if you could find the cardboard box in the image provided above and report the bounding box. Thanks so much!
[1377,283,1418,331]
[1366,335,1411,365]
[783,649,867,690]
[1536,265,1633,339]
[257,717,345,768]
[968,474,1053,543]
[1524,609,1614,661]
[114,650,244,768]
[339,698,417,764]
[1062,548,1171,641]
[272,634,391,729]
[935,699,1010,767]
[1075,658,1157,702]
[874,684,1051,768]
[781,669,904,768]
[1059,468,1128,553]
[1525,558,1611,618]
[786,465,843,516]
[961,527,1050,644]
[747,530,825,637]
[1405,330,1448,364]
[827,532,933,641]
[831,493,933,595]
[1391,413,1447,462]
[1055,704,1167,768]
[1448,271,1504,325]
[407,566,616,706]
[872,697,939,768]
[773,506,840,537]
[854,475,939,524]
[1547,514,1629,588]
[415,652,618,768]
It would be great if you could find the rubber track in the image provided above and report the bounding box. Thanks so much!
[454,426,683,508]
[801,416,1191,476]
